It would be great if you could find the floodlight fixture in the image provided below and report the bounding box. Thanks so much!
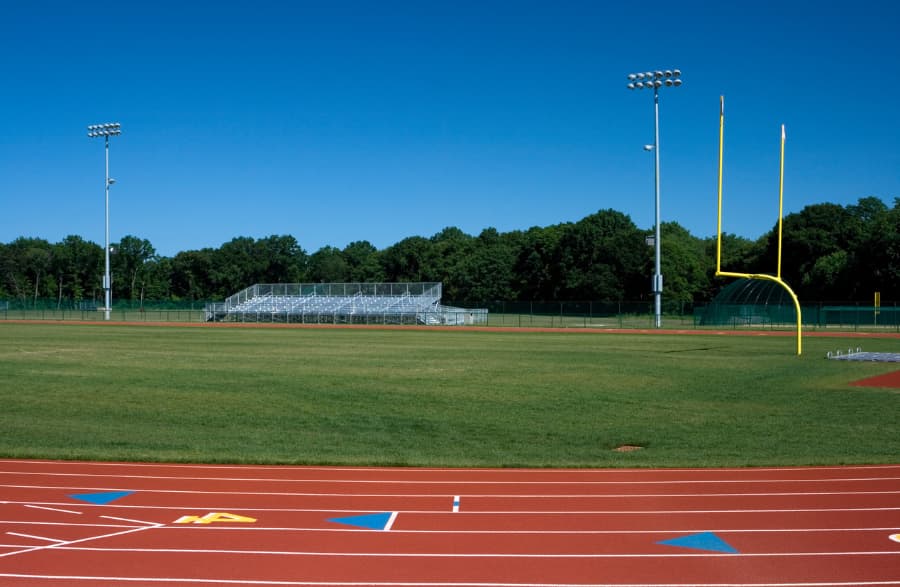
[87,122,121,138]
[625,68,683,328]
[87,121,121,321]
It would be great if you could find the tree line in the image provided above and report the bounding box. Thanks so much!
[2,196,897,307]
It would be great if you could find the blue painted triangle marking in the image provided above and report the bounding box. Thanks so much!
[68,490,135,505]
[657,532,739,554]
[327,512,393,531]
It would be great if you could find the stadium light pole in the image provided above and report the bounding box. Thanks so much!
[87,122,121,321]
[627,69,682,328]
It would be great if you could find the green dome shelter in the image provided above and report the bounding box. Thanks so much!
[699,278,798,327]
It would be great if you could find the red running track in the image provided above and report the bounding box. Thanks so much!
[0,459,898,586]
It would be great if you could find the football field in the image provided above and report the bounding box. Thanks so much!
[1,322,897,467]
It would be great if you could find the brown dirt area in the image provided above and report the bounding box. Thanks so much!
[850,370,900,389]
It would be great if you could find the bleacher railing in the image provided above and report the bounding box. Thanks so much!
[216,282,474,325]
[225,283,442,311]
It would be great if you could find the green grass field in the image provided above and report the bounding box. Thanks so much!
[0,323,897,468]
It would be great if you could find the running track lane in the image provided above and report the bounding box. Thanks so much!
[0,460,898,586]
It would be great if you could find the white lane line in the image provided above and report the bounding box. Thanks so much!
[6,532,65,543]
[34,546,900,558]
[100,515,159,526]
[4,484,899,500]
[24,504,83,514]
[1,520,136,529]
[0,576,898,587]
[154,526,900,535]
[6,500,900,516]
[2,470,898,484]
[384,512,398,531]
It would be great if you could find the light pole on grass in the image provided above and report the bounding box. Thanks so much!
[643,144,656,248]
[87,122,121,321]
[627,69,682,328]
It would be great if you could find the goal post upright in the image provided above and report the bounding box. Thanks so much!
[715,95,802,356]
[777,123,786,280]
[716,96,725,276]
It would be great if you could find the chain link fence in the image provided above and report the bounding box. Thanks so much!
[1,297,897,332]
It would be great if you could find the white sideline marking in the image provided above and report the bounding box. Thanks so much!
[24,504,82,514]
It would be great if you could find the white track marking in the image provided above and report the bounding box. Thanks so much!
[1,461,897,586]
[154,526,900,535]
[24,504,82,514]
[6,520,897,536]
[30,545,900,558]
[5,483,900,499]
[2,470,898,484]
[6,499,900,515]
[0,520,163,559]
[6,532,65,543]
[100,515,159,525]
[384,511,398,531]
[1,520,137,528]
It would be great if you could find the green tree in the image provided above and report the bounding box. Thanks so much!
[342,240,384,282]
[381,236,435,282]
[256,235,308,283]
[557,210,645,300]
[428,227,474,300]
[658,222,710,305]
[704,232,767,299]
[853,197,899,299]
[513,224,566,301]
[6,238,54,306]
[170,249,216,300]
[308,246,348,282]
[51,235,103,306]
[764,203,853,298]
[112,235,157,304]
[457,228,517,302]
[210,237,262,296]
[765,198,893,300]
[142,256,174,301]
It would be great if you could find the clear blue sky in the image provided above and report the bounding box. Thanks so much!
[2,0,898,257]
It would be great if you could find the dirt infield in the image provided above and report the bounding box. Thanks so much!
[851,369,900,388]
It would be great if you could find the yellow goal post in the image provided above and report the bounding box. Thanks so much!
[715,96,802,356]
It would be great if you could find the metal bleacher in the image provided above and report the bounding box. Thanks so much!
[207,282,487,326]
